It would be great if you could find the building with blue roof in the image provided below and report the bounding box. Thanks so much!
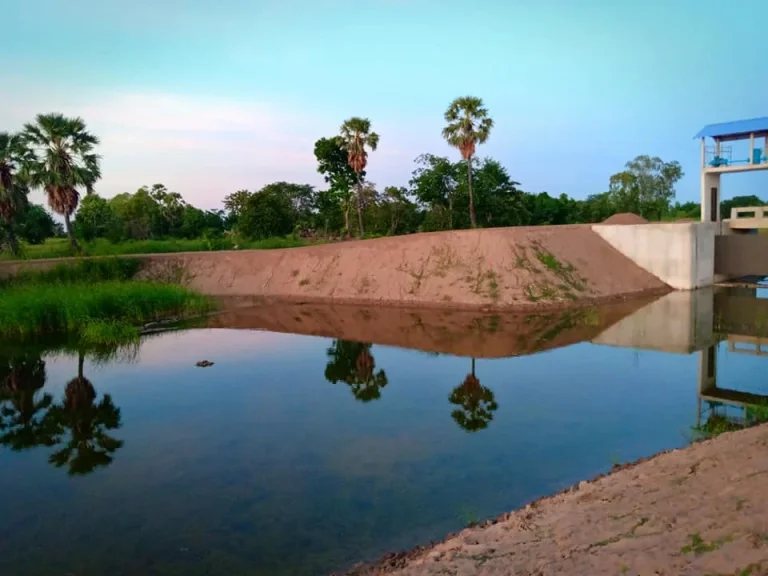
[696,117,768,222]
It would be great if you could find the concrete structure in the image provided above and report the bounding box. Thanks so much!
[591,288,716,353]
[715,234,768,279]
[696,117,768,223]
[728,205,768,231]
[592,222,716,289]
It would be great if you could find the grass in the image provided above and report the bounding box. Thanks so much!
[0,257,140,289]
[0,281,213,341]
[0,257,214,346]
[0,235,310,261]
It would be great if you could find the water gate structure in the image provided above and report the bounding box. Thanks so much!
[593,116,768,289]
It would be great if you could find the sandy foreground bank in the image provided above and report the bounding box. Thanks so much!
[341,424,768,576]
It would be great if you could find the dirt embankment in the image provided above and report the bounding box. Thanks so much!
[137,226,668,309]
[207,295,659,358]
[342,424,768,576]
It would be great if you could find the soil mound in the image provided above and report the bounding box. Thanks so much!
[602,212,647,225]
[138,225,669,309]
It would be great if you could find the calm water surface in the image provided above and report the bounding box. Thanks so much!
[1,288,767,575]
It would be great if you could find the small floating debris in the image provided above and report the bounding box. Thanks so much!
[196,360,214,368]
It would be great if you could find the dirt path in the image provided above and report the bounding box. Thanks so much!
[344,425,768,576]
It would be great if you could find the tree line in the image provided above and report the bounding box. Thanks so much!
[2,98,755,256]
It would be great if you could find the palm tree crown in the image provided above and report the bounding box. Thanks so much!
[22,113,101,249]
[442,96,493,160]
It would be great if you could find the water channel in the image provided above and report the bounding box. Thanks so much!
[1,287,767,575]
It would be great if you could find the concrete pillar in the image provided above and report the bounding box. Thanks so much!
[697,345,718,428]
[700,137,706,168]
[701,171,721,222]
[750,133,755,164]
[715,138,721,157]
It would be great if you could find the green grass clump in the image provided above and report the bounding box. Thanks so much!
[79,320,141,346]
[1,258,140,289]
[0,281,213,341]
[0,236,310,261]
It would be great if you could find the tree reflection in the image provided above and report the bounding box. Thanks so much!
[449,358,498,432]
[325,340,388,402]
[46,352,124,476]
[0,352,56,451]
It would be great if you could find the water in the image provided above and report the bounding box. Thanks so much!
[1,288,767,575]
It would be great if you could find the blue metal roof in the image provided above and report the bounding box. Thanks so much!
[695,117,768,139]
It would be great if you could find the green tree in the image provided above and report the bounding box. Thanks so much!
[448,358,498,432]
[410,154,459,231]
[0,352,56,452]
[442,96,494,228]
[608,155,683,220]
[148,183,186,235]
[45,353,123,476]
[0,132,32,255]
[720,195,763,220]
[109,188,162,240]
[314,137,361,237]
[74,193,115,240]
[16,204,58,244]
[339,118,380,238]
[325,340,388,402]
[22,113,101,251]
[462,158,527,227]
[223,189,252,225]
[238,185,295,239]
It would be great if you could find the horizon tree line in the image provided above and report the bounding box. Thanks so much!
[1,97,712,254]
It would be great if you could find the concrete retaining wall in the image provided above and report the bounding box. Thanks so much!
[714,234,768,279]
[592,222,716,290]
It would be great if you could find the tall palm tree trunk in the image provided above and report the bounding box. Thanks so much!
[467,157,477,228]
[63,212,80,252]
[355,173,365,238]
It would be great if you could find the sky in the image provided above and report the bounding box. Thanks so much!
[2,0,767,211]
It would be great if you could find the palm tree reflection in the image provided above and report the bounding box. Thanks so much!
[325,340,388,402]
[46,352,123,476]
[449,358,498,432]
[0,352,56,451]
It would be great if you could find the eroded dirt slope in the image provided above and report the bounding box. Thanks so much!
[140,225,669,308]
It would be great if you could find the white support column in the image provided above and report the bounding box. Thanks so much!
[750,132,755,164]
[700,137,706,169]
[765,136,767,161]
[715,138,721,157]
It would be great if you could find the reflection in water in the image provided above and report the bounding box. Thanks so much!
[4,287,768,575]
[325,340,388,402]
[0,349,124,476]
[46,353,123,476]
[448,358,498,433]
[0,352,55,451]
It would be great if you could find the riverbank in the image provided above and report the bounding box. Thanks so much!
[341,424,768,576]
[1,226,671,310]
[0,259,213,344]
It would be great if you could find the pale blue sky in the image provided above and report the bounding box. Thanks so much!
[2,0,767,209]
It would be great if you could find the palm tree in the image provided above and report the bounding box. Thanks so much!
[0,132,32,255]
[45,352,123,475]
[0,353,56,451]
[325,340,389,402]
[22,113,101,251]
[340,117,379,238]
[442,97,494,228]
[448,358,498,432]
